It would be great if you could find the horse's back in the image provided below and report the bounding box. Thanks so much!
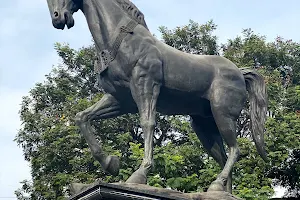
[156,40,244,98]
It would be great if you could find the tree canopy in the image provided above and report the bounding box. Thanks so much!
[15,20,300,200]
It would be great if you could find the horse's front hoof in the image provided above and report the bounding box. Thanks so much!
[126,169,147,184]
[103,155,120,176]
[207,180,225,192]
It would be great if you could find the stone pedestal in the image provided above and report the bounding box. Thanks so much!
[69,182,242,200]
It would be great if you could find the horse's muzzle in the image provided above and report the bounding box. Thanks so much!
[51,10,74,30]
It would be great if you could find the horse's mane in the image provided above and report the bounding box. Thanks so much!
[115,0,149,30]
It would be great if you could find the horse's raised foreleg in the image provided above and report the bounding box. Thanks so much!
[75,94,124,176]
[126,54,162,184]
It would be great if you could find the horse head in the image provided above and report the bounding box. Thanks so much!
[46,0,82,30]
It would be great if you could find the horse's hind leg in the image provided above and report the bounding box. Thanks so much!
[207,85,246,192]
[191,115,232,193]
[75,94,126,176]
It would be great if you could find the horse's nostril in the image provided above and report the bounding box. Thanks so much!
[54,11,59,18]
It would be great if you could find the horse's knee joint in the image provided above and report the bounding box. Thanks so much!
[140,120,155,129]
[75,112,87,125]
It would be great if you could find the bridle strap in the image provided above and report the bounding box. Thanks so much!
[94,19,139,74]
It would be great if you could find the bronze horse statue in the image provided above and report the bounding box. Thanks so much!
[46,0,267,193]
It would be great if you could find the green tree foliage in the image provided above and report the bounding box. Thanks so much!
[159,20,218,55]
[15,20,299,199]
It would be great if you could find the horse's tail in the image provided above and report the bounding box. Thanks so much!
[240,68,268,161]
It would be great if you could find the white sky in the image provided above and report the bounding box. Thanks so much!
[1,0,300,198]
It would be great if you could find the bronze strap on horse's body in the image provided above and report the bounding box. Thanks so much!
[94,19,139,74]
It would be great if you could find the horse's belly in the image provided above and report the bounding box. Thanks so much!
[157,87,212,116]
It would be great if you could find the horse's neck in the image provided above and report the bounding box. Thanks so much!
[82,0,127,51]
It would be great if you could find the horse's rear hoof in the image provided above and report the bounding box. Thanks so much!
[104,155,120,176]
[207,180,225,192]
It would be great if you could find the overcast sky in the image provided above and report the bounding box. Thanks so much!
[1,0,300,198]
